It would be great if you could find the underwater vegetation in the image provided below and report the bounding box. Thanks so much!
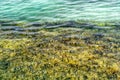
[0,20,120,80]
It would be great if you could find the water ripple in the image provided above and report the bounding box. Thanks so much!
[0,0,120,22]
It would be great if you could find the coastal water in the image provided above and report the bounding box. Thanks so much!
[0,0,120,22]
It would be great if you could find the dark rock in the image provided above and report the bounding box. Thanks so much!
[14,27,24,31]
[0,26,23,31]
[94,50,103,55]
[82,37,91,41]
[112,23,120,27]
[24,21,96,29]
[1,23,18,26]
[45,22,62,26]
[82,37,92,44]
[45,21,78,28]
[111,23,120,29]
[0,20,13,24]
[45,21,96,29]
[24,22,43,27]
[61,21,79,27]
[23,27,42,31]
[69,50,75,53]
[0,61,10,70]
[80,23,95,29]
[93,33,104,39]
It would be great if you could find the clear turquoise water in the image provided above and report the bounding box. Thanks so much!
[0,0,120,22]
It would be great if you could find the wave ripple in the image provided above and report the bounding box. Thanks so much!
[0,0,120,22]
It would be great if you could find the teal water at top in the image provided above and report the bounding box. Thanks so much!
[0,0,120,22]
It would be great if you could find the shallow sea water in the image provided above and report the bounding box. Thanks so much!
[0,0,120,22]
[0,1,120,80]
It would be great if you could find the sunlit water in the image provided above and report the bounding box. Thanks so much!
[0,0,120,22]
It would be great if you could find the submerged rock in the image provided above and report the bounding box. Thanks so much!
[112,23,120,27]
[79,23,95,29]
[0,26,14,30]
[61,21,79,27]
[59,21,94,28]
[93,33,105,39]
[44,21,77,28]
[45,25,62,29]
[93,26,113,30]
[0,26,23,31]
[45,21,96,29]
[23,27,43,31]
[0,20,13,24]
[1,22,18,26]
[20,21,114,30]
[24,22,43,27]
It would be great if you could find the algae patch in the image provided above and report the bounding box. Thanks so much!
[0,21,120,80]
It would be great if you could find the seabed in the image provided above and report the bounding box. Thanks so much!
[0,20,120,80]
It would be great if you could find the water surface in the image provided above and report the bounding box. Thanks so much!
[0,0,120,22]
